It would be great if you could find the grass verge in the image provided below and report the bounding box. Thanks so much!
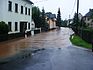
[70,34,92,49]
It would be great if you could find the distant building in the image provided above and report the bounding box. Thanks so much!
[45,12,56,29]
[0,0,33,38]
[83,9,93,28]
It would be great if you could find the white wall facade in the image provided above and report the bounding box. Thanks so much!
[0,0,33,34]
[47,19,56,29]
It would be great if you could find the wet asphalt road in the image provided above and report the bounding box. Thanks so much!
[0,27,93,70]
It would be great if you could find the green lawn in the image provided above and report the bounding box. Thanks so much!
[70,34,92,49]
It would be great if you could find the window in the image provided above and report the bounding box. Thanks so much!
[21,6,23,14]
[8,1,12,11]
[88,18,89,21]
[8,22,12,31]
[15,3,18,13]
[15,22,18,31]
[25,7,27,15]
[28,23,30,29]
[92,20,93,22]
[28,8,30,15]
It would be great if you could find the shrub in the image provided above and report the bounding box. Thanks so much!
[0,21,9,34]
[0,21,9,41]
[81,28,93,43]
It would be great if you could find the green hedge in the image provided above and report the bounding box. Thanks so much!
[72,27,93,43]
[70,34,92,49]
[81,28,93,43]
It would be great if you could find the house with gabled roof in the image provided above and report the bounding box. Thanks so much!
[83,9,93,28]
[45,12,56,29]
[0,0,34,39]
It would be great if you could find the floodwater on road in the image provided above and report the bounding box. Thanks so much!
[0,27,93,70]
[0,27,73,59]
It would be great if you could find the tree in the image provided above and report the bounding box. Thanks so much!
[71,13,80,28]
[56,8,61,28]
[41,8,49,31]
[32,6,42,28]
[61,20,68,27]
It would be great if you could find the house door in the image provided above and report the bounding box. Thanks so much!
[20,22,27,33]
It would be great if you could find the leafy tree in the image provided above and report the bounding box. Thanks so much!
[72,13,78,26]
[32,6,49,31]
[71,13,81,28]
[56,8,61,27]
[80,18,87,28]
[61,20,68,27]
[70,13,79,34]
[32,6,42,28]
[72,13,87,28]
[41,8,49,31]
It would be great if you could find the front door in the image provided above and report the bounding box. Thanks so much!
[20,22,27,33]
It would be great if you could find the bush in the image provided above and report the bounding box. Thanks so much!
[70,34,92,49]
[72,27,93,43]
[81,28,93,43]
[0,21,9,34]
[0,21,9,41]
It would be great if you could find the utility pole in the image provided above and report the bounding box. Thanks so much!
[77,0,79,24]
[76,0,79,34]
[69,15,70,27]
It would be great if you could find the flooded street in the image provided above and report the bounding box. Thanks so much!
[0,27,73,59]
[0,27,93,70]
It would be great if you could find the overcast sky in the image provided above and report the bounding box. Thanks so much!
[31,0,93,20]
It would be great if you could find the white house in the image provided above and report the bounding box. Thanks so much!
[83,9,93,28]
[0,0,34,37]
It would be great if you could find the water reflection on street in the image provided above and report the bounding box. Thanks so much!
[1,28,93,70]
[0,27,73,59]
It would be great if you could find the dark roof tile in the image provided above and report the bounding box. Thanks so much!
[46,12,56,19]
[85,9,93,17]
